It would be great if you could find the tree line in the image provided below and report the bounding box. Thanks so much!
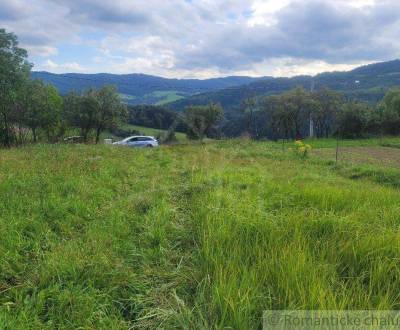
[127,103,223,142]
[1,28,222,146]
[128,105,183,131]
[0,29,126,147]
[128,85,400,142]
[239,86,400,140]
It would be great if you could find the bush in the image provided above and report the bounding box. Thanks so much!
[291,140,312,158]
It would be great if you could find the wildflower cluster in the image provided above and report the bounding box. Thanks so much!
[292,140,312,158]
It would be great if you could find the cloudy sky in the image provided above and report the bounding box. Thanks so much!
[1,0,399,78]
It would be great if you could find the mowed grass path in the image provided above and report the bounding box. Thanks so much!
[1,141,400,328]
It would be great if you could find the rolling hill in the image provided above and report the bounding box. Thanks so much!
[30,71,266,105]
[168,59,400,114]
[31,60,400,114]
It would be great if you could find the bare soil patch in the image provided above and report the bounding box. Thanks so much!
[313,146,400,167]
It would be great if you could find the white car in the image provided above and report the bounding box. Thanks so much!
[113,136,159,148]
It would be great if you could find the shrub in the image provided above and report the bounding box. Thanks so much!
[291,140,312,158]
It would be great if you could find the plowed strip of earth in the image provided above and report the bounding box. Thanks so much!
[313,146,400,167]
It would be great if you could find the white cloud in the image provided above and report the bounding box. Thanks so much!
[26,45,58,58]
[248,0,292,26]
[1,0,399,77]
[39,60,88,73]
[41,60,58,70]
[346,0,376,8]
[255,58,372,77]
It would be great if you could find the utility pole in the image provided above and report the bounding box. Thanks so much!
[309,80,315,138]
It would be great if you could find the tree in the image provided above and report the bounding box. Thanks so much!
[17,79,63,143]
[184,103,223,141]
[337,101,371,138]
[9,98,28,145]
[94,86,126,143]
[240,97,257,138]
[0,28,32,147]
[63,90,98,142]
[263,87,316,140]
[63,87,126,143]
[377,88,400,135]
[311,87,342,138]
[287,87,319,139]
[20,79,43,142]
[40,84,63,142]
[264,94,293,141]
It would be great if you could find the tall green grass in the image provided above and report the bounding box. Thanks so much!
[1,141,400,328]
[0,145,196,328]
[184,142,400,328]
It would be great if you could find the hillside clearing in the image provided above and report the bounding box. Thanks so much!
[1,141,400,328]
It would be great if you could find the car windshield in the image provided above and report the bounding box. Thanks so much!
[123,137,137,142]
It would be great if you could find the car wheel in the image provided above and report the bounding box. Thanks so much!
[147,144,153,148]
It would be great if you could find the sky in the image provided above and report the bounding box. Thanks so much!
[1,0,399,78]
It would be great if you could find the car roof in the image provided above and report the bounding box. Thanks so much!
[123,135,155,140]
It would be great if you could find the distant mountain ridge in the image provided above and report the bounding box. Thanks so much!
[32,60,400,111]
[30,71,267,105]
[168,60,400,114]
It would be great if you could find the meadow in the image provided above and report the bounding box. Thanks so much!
[1,139,400,328]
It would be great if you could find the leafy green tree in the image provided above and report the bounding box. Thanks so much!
[365,103,384,136]
[40,84,63,142]
[184,103,223,141]
[377,88,400,135]
[240,97,257,138]
[63,87,125,143]
[128,105,177,129]
[264,87,316,140]
[287,87,319,139]
[94,86,126,143]
[0,28,32,147]
[20,79,43,142]
[8,98,28,145]
[337,101,371,138]
[64,90,99,143]
[264,94,294,140]
[311,87,342,137]
[20,80,63,142]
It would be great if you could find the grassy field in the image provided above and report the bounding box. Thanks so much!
[115,123,188,142]
[151,91,185,105]
[2,139,400,328]
[118,91,185,105]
